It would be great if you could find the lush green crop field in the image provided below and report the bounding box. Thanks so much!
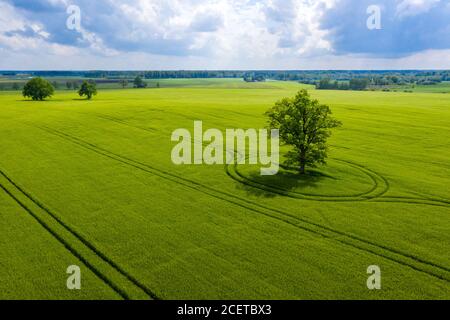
[0,79,449,299]
[385,81,450,93]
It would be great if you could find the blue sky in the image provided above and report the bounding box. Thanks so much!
[0,0,449,70]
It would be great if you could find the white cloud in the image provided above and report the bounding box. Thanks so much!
[0,0,449,69]
[396,0,441,18]
[75,0,336,59]
[0,1,27,32]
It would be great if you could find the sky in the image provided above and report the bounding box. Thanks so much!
[0,0,449,70]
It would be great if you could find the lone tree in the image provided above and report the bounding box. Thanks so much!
[120,79,128,88]
[78,80,97,100]
[133,76,147,88]
[22,77,54,101]
[266,89,342,174]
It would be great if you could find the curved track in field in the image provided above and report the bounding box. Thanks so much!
[0,168,160,300]
[30,124,450,283]
[95,113,449,208]
[227,159,450,208]
[227,158,390,201]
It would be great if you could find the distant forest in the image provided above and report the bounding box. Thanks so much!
[1,70,449,91]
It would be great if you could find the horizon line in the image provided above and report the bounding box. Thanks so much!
[1,69,449,73]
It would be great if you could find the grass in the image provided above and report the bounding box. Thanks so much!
[0,79,449,299]
[0,183,121,299]
[381,81,450,93]
[0,77,290,90]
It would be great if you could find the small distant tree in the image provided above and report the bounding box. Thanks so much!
[52,81,60,90]
[120,79,128,88]
[72,81,80,90]
[349,78,369,91]
[133,76,147,88]
[12,82,21,91]
[266,89,342,174]
[156,82,160,88]
[22,77,54,101]
[78,80,97,100]
[66,81,73,90]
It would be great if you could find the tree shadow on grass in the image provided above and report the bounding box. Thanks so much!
[17,99,66,102]
[235,166,336,198]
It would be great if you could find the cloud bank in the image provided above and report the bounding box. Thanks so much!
[0,0,449,69]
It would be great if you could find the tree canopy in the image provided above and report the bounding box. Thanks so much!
[78,80,97,100]
[133,76,147,88]
[266,89,342,174]
[22,77,54,101]
[120,79,128,88]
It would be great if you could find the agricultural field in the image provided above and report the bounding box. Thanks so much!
[0,79,449,300]
[378,81,450,94]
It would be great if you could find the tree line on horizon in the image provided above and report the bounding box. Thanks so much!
[2,70,448,93]
[3,70,449,83]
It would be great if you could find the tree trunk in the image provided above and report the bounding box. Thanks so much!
[300,162,306,175]
[299,150,306,175]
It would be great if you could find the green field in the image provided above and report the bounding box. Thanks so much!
[0,79,449,299]
[385,81,450,93]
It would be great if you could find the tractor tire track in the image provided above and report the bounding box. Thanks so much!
[229,161,450,208]
[228,159,389,201]
[96,115,157,133]
[0,168,160,300]
[370,198,450,208]
[94,114,445,206]
[33,125,450,282]
[0,175,129,300]
[376,194,450,206]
